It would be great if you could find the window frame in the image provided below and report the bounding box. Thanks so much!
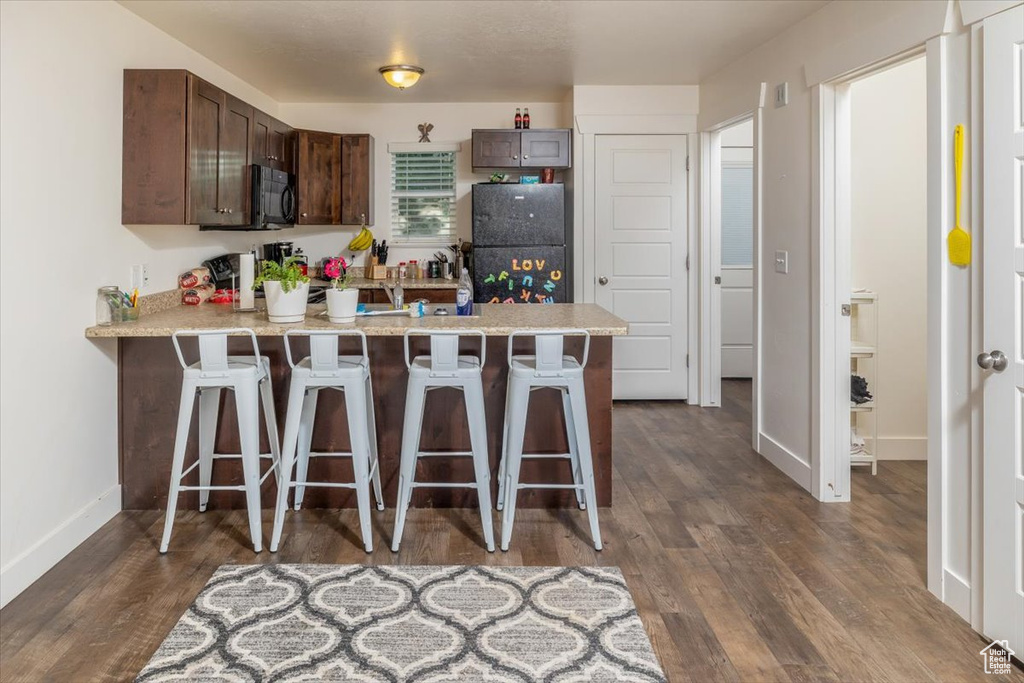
[388,141,461,245]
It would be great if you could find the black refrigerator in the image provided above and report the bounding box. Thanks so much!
[471,183,571,304]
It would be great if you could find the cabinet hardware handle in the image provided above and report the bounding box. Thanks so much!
[226,208,233,214]
[513,155,519,160]
[523,155,529,159]
[301,212,308,218]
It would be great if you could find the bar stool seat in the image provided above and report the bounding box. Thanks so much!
[498,329,602,552]
[161,329,281,554]
[392,329,495,553]
[270,330,383,553]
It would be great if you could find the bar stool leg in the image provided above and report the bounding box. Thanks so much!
[197,388,220,512]
[345,380,375,552]
[496,380,513,512]
[562,388,585,511]
[464,379,495,552]
[293,389,319,510]
[499,379,530,551]
[259,373,282,486]
[567,377,602,550]
[235,381,264,552]
[365,373,384,510]
[270,376,307,552]
[392,379,426,552]
[161,381,197,553]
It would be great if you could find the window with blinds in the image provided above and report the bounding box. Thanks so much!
[390,148,457,243]
[721,164,753,267]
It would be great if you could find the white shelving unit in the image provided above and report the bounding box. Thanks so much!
[851,290,878,474]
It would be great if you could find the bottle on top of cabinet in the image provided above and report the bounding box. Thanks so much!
[523,108,530,129]
[514,108,522,130]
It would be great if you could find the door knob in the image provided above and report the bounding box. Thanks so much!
[977,350,1008,372]
[598,276,609,286]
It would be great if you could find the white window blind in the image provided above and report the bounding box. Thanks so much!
[390,144,457,243]
[721,164,753,267]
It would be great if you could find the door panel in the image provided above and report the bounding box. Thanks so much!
[296,130,341,225]
[982,4,1024,658]
[521,130,570,168]
[472,131,521,168]
[722,267,753,378]
[187,76,223,225]
[219,94,252,225]
[595,135,688,399]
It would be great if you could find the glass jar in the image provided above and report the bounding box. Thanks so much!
[96,286,120,326]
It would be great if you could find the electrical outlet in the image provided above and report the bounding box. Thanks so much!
[131,264,150,290]
[775,82,789,108]
[774,250,789,274]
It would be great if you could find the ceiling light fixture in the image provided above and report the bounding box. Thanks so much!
[379,64,424,90]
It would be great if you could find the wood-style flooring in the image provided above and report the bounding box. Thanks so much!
[1,381,1019,682]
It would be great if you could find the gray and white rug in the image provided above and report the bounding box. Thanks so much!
[136,564,665,682]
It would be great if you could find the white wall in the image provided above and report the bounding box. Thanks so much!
[850,57,928,460]
[0,0,287,607]
[275,101,569,266]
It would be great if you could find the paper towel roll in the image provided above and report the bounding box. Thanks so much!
[239,252,255,309]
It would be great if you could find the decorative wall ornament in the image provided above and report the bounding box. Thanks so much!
[418,123,434,143]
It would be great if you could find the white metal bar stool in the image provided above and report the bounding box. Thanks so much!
[270,330,384,553]
[162,329,281,553]
[497,329,602,551]
[392,329,495,552]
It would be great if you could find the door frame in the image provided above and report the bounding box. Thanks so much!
[575,115,699,401]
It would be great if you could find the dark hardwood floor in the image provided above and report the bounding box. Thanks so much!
[1,380,1018,682]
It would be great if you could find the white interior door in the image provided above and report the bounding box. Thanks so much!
[982,3,1024,657]
[595,135,688,399]
[720,146,755,378]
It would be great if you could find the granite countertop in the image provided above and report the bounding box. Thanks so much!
[86,302,629,338]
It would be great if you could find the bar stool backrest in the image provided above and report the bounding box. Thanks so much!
[404,329,487,378]
[283,329,369,377]
[507,329,590,377]
[172,328,261,378]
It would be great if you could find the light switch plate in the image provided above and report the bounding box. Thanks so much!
[774,250,789,274]
[131,264,150,290]
[775,83,789,108]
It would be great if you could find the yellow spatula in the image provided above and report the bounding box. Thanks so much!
[948,125,971,266]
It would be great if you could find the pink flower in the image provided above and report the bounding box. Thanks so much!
[323,257,341,280]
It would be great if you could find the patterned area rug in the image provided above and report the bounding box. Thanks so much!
[136,564,665,682]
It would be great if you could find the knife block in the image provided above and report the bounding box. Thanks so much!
[367,265,388,280]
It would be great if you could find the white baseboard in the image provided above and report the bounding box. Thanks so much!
[942,568,971,621]
[865,436,928,460]
[0,485,121,608]
[758,433,812,492]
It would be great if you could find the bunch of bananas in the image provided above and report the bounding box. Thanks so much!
[346,225,374,251]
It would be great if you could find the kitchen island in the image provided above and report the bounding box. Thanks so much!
[87,302,627,511]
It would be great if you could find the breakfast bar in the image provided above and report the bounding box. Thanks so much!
[87,302,628,511]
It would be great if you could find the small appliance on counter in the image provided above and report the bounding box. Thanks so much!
[262,241,294,265]
[202,254,237,289]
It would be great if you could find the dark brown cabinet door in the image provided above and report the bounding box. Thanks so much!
[341,134,374,225]
[253,110,271,167]
[472,130,521,168]
[296,130,341,225]
[521,130,571,168]
[269,117,294,174]
[219,93,253,225]
[187,76,226,225]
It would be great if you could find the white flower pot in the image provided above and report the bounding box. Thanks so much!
[263,281,309,323]
[326,287,359,323]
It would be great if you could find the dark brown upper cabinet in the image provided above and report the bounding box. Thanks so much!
[253,110,294,173]
[295,130,342,225]
[341,134,374,225]
[122,69,252,226]
[471,129,571,170]
[472,130,521,168]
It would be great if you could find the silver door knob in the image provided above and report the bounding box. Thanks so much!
[977,350,1008,372]
[598,276,608,286]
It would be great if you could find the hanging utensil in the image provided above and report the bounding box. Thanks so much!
[948,124,971,266]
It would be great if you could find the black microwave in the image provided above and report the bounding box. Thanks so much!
[201,164,296,231]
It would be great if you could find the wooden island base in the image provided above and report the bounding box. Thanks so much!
[119,335,612,510]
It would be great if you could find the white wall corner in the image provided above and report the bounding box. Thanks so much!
[0,485,121,608]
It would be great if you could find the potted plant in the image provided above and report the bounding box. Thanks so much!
[323,256,358,323]
[253,257,310,323]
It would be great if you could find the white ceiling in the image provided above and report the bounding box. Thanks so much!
[118,0,828,103]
